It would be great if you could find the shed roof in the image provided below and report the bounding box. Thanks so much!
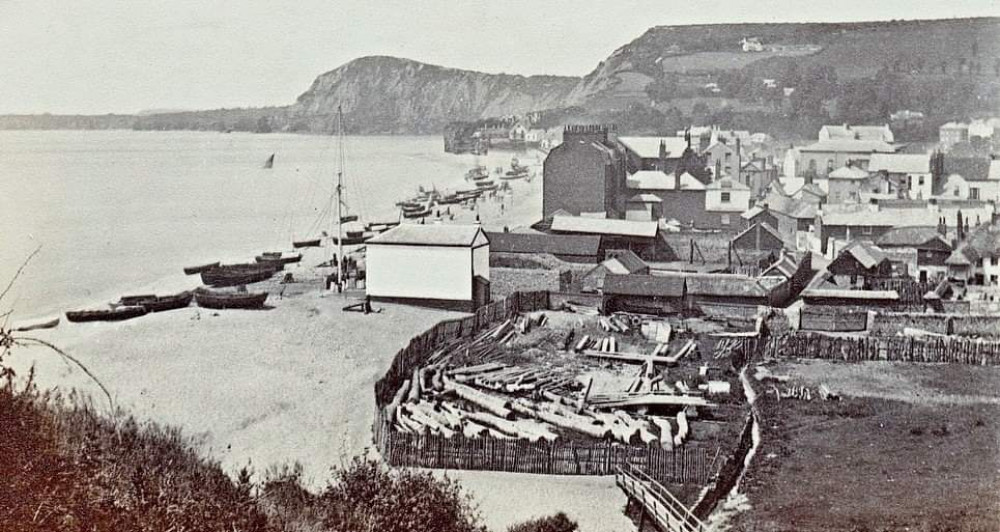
[368,224,487,247]
[837,241,888,269]
[801,289,899,300]
[486,231,601,256]
[618,136,689,159]
[603,250,648,275]
[551,215,658,238]
[603,274,685,297]
[653,272,783,297]
[733,222,784,245]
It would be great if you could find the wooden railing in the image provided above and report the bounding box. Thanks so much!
[616,463,708,532]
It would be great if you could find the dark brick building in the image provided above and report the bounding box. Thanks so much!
[542,125,626,218]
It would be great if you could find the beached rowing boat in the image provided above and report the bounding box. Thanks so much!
[66,306,148,323]
[292,238,322,248]
[200,263,277,287]
[12,316,60,332]
[119,291,193,312]
[183,261,220,275]
[194,288,268,309]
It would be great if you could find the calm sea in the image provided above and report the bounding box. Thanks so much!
[0,130,539,319]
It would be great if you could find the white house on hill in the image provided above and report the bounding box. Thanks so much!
[366,224,490,311]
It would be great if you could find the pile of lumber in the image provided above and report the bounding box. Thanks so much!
[599,316,631,334]
[587,391,713,410]
[576,335,618,354]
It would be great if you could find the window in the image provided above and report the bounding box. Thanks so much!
[808,159,817,172]
[992,275,999,285]
[861,225,873,235]
[725,152,732,161]
[721,192,731,203]
[954,187,961,197]
[970,187,980,200]
[827,159,835,172]
[918,175,925,186]
[992,257,999,266]
[721,214,731,225]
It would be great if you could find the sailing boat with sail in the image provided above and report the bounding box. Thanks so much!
[263,153,275,169]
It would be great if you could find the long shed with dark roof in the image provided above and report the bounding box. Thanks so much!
[486,231,604,263]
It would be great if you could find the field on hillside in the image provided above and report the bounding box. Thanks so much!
[730,360,1000,532]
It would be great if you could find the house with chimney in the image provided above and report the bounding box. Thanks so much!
[816,203,995,255]
[704,177,752,229]
[542,125,626,218]
[868,152,934,199]
[946,221,1000,286]
[936,158,1000,202]
[876,225,953,283]
[623,170,706,224]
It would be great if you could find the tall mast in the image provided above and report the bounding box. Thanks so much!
[335,105,345,289]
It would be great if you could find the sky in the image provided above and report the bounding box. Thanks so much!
[0,0,997,114]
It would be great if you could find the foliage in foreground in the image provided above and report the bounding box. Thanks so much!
[0,375,576,532]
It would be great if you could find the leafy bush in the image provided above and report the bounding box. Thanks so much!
[507,512,578,532]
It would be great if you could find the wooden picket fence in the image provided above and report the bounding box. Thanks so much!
[757,332,1000,365]
[374,408,716,483]
[372,290,719,484]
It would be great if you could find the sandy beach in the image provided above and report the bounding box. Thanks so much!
[5,161,636,531]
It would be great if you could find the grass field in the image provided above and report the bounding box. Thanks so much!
[731,360,1000,532]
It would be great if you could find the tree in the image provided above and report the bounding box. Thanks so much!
[508,513,578,532]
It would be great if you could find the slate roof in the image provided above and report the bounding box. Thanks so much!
[551,215,658,238]
[800,140,897,154]
[820,206,994,228]
[706,177,750,191]
[618,136,689,159]
[875,226,949,248]
[627,170,706,191]
[603,274,685,297]
[653,272,784,297]
[627,193,663,203]
[828,166,871,180]
[943,157,997,182]
[486,231,601,257]
[868,153,931,174]
[368,224,486,247]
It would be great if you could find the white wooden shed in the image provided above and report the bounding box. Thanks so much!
[366,224,490,311]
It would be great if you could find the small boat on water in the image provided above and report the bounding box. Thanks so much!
[292,238,322,248]
[465,165,490,181]
[183,261,221,275]
[66,306,148,323]
[13,316,60,332]
[263,153,275,169]
[194,288,269,310]
[120,291,194,313]
[501,156,531,180]
[201,263,277,287]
